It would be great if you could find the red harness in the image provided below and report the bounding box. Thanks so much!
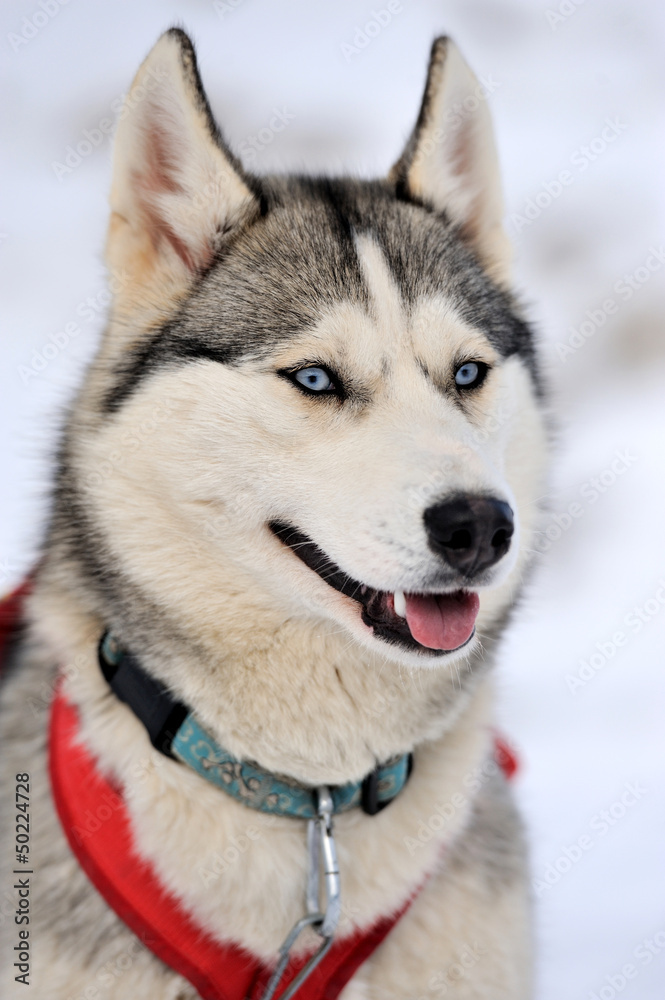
[2,584,518,1000]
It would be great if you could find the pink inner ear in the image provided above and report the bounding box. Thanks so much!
[132,119,212,274]
[144,120,183,194]
[448,117,474,179]
[447,119,484,243]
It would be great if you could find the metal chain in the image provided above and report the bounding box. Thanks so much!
[258,786,341,1000]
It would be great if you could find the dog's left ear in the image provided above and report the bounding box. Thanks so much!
[390,38,510,284]
[106,28,260,325]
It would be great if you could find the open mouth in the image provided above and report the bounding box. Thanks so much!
[269,521,479,654]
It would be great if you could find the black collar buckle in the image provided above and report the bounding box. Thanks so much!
[361,752,413,815]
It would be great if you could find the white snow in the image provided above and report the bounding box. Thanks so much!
[1,1,664,996]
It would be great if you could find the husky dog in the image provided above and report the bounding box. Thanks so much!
[0,28,548,999]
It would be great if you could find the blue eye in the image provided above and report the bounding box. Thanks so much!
[454,362,486,388]
[293,367,333,392]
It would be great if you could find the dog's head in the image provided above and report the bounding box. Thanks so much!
[70,30,547,671]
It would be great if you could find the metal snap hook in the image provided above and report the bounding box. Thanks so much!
[311,786,341,938]
[258,785,341,1000]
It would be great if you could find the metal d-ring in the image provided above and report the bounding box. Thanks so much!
[259,914,334,1000]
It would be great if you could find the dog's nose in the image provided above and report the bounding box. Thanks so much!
[423,496,514,577]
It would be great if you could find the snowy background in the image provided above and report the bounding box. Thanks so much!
[1,0,664,996]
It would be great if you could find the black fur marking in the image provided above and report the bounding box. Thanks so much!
[390,36,449,199]
[363,194,541,389]
[277,362,348,402]
[103,325,236,413]
[165,28,259,201]
[269,520,465,656]
[101,176,540,414]
[101,181,370,413]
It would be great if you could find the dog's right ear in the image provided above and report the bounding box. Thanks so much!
[106,29,260,324]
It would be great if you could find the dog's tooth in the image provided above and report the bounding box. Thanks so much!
[393,590,406,618]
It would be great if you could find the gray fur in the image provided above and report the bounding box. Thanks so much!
[104,176,538,415]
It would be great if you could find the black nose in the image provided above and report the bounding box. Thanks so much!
[423,496,514,577]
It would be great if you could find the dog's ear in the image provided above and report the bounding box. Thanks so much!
[390,38,510,284]
[106,29,260,323]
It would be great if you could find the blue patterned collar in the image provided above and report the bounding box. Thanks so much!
[99,632,412,818]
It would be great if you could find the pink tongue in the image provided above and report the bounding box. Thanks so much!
[404,591,480,650]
